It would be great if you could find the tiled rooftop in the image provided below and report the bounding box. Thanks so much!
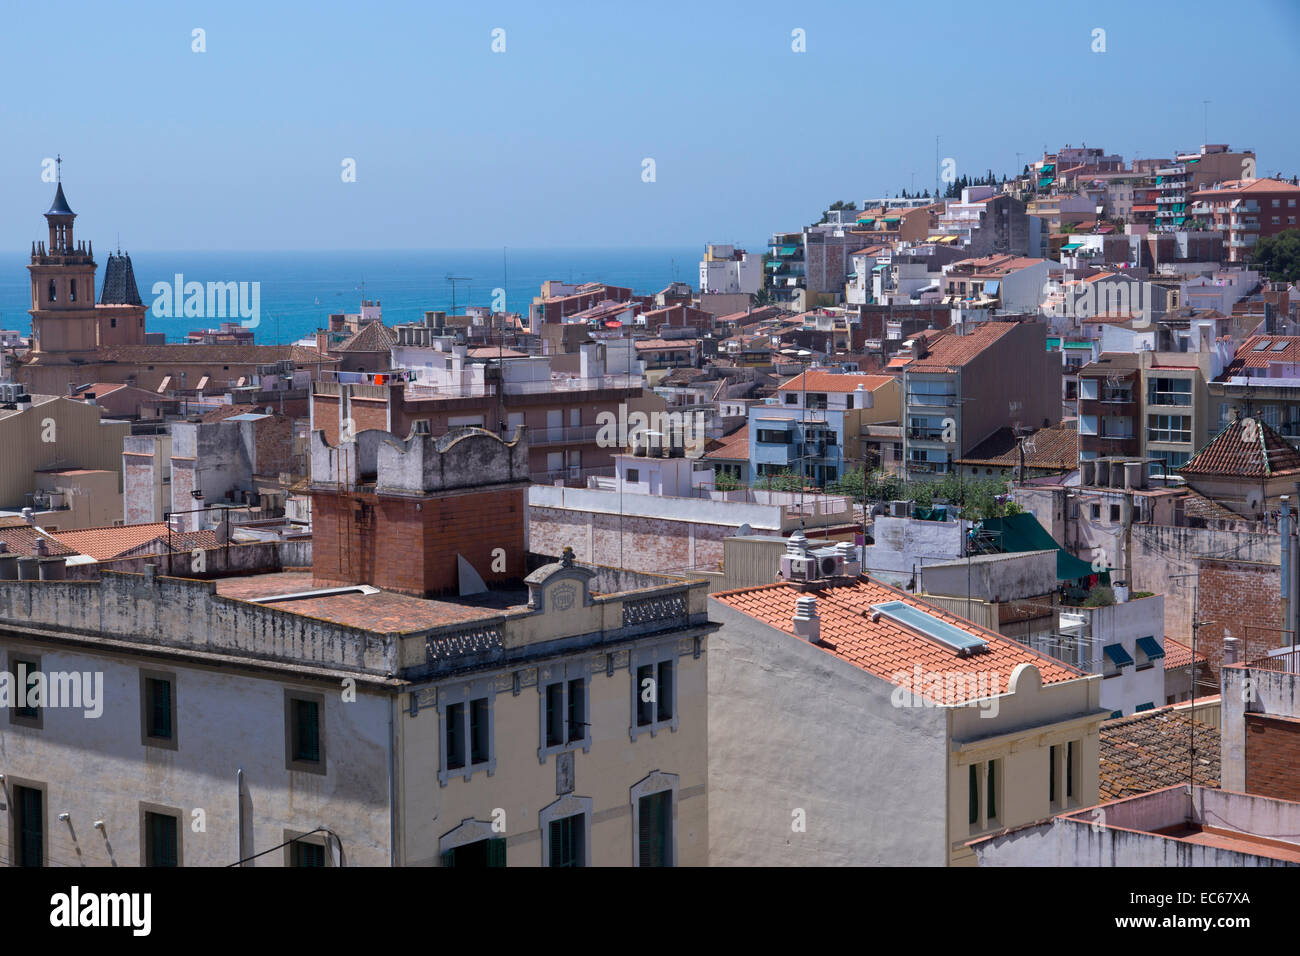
[50,523,219,561]
[777,371,893,393]
[704,424,748,461]
[905,321,1019,372]
[1099,708,1221,801]
[956,421,1077,470]
[1179,417,1300,479]
[1163,637,1209,671]
[712,576,1083,704]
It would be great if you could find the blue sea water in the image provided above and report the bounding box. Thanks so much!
[0,247,747,345]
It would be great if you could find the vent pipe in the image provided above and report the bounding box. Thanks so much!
[792,595,820,643]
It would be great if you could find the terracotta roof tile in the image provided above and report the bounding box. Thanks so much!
[956,421,1077,470]
[1179,418,1300,479]
[1163,637,1208,671]
[777,371,893,393]
[50,523,218,561]
[904,321,1019,372]
[704,425,749,461]
[1099,708,1220,801]
[712,577,1083,704]
[0,528,76,557]
[336,322,397,353]
[1221,334,1300,372]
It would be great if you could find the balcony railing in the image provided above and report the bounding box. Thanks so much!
[530,465,616,486]
[1246,648,1300,676]
[529,424,604,446]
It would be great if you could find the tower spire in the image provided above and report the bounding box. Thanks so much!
[56,154,61,184]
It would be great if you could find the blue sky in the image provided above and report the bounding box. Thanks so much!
[2,0,1297,251]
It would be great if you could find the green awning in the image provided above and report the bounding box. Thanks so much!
[846,272,858,279]
[766,260,783,270]
[1136,636,1165,660]
[1038,179,1053,188]
[1060,242,1083,250]
[1042,164,1055,172]
[1135,701,1156,712]
[779,245,798,256]
[1046,337,1061,350]
[882,217,900,223]
[856,218,875,227]
[1104,644,1135,669]
[1065,342,1093,350]
[977,513,1098,582]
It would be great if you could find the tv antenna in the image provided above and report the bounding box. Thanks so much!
[446,275,472,316]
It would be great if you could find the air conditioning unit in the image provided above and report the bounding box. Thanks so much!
[780,553,817,580]
[890,499,912,517]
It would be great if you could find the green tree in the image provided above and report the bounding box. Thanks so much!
[1251,229,1300,283]
[713,470,740,492]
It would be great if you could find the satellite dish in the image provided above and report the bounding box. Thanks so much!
[736,523,753,536]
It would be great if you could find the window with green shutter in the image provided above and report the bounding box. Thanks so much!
[638,791,672,867]
[441,837,506,867]
[987,760,998,821]
[548,814,584,867]
[1049,745,1058,803]
[294,698,320,763]
[446,702,465,770]
[13,658,40,721]
[1067,740,1076,799]
[545,683,564,747]
[566,678,585,743]
[469,698,490,765]
[146,678,172,740]
[291,841,326,867]
[968,765,978,826]
[636,664,655,726]
[656,661,674,722]
[14,785,42,867]
[144,811,178,867]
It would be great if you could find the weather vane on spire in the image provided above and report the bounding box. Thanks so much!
[55,154,61,183]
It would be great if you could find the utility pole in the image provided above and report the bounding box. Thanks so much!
[1171,570,1212,821]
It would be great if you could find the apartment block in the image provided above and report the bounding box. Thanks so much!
[0,425,712,867]
[748,371,901,487]
[708,534,1107,865]
[901,321,1061,478]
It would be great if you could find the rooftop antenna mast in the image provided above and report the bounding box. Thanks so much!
[447,275,472,317]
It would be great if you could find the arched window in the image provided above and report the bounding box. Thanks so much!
[70,279,77,302]
[48,280,56,303]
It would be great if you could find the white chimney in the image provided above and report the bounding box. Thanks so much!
[1223,636,1240,666]
[793,595,820,643]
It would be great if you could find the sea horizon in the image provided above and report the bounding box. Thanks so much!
[0,244,767,345]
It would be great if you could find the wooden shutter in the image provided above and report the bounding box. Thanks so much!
[968,765,978,825]
[567,678,584,743]
[16,786,42,867]
[657,660,673,722]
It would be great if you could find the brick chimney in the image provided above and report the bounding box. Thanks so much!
[309,424,531,596]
